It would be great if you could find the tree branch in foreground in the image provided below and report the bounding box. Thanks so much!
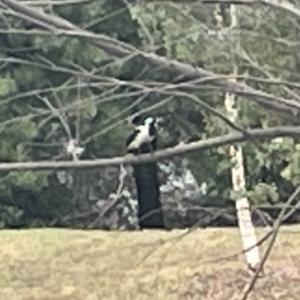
[0,126,299,172]
[240,185,300,300]
[1,0,300,115]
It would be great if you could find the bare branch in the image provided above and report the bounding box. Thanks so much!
[22,0,93,6]
[36,95,72,139]
[83,95,173,144]
[1,0,300,115]
[160,89,263,148]
[0,126,299,171]
[240,185,300,300]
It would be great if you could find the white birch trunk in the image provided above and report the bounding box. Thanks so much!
[221,5,262,272]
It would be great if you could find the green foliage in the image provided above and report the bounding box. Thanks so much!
[0,204,23,228]
[247,182,279,205]
[0,0,299,227]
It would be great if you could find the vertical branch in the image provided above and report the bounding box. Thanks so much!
[220,4,262,273]
[69,77,84,225]
[72,76,82,162]
[76,76,81,143]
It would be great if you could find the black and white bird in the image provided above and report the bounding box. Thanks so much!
[125,116,157,155]
[125,115,164,229]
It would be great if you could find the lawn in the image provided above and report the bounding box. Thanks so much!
[0,226,299,300]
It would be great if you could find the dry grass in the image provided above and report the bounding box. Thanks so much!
[0,226,300,300]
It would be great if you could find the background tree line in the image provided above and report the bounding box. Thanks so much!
[0,0,299,228]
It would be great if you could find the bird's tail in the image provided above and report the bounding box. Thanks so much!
[133,161,164,229]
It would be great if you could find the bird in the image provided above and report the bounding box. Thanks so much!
[125,115,164,230]
[126,116,157,155]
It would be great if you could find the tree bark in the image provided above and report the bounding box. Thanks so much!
[219,4,262,273]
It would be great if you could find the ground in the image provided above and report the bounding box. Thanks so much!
[0,226,299,300]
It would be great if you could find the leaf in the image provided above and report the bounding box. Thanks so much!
[217,159,233,175]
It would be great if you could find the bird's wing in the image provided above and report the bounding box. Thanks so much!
[125,128,140,148]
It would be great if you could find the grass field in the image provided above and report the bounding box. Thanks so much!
[0,226,300,300]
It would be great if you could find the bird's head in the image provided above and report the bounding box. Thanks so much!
[130,114,161,128]
[131,114,142,126]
